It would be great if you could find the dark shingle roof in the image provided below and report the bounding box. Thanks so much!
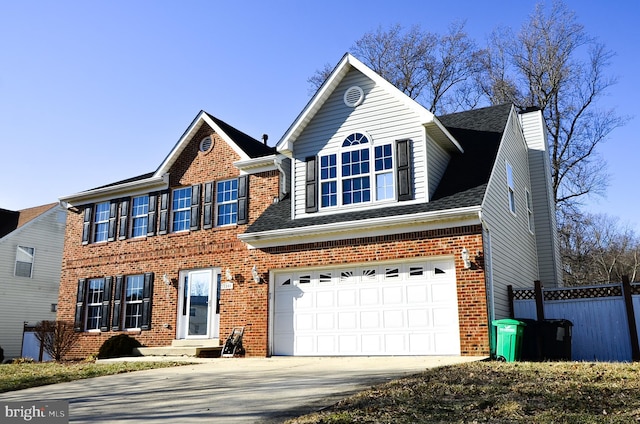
[245,103,512,234]
[206,113,275,158]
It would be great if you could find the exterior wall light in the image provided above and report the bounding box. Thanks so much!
[461,248,471,269]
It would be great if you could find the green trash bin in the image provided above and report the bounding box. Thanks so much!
[492,319,526,362]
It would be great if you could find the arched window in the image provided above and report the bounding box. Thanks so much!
[318,133,395,208]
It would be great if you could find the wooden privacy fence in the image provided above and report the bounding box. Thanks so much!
[508,277,640,362]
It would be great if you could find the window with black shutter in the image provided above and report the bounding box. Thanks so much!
[81,207,92,245]
[190,184,201,231]
[140,272,154,330]
[147,193,157,236]
[99,276,113,331]
[74,278,86,332]
[305,156,318,212]
[203,181,214,229]
[396,139,412,201]
[158,191,170,234]
[118,199,129,240]
[237,175,249,224]
[111,275,124,331]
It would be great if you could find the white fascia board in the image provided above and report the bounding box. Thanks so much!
[201,114,252,161]
[239,206,482,249]
[233,154,278,175]
[59,174,169,208]
[155,111,207,176]
[277,54,351,155]
[155,112,252,176]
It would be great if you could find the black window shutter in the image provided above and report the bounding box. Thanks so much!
[107,201,118,242]
[111,275,124,331]
[74,279,86,332]
[141,272,154,330]
[158,191,169,235]
[147,193,157,236]
[81,207,92,245]
[237,175,249,224]
[203,181,214,229]
[396,139,413,201]
[100,276,113,332]
[118,199,129,240]
[305,156,318,212]
[190,184,201,231]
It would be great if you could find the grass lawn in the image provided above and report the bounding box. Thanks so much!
[286,361,640,424]
[0,360,186,393]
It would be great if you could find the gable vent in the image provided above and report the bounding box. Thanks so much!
[344,86,364,107]
[199,136,213,153]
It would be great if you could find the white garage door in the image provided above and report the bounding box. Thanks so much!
[272,259,460,356]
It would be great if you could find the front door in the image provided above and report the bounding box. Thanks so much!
[177,269,220,339]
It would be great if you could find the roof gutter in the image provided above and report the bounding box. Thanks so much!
[59,173,170,209]
[239,205,482,249]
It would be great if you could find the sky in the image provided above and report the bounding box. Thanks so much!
[1,0,638,230]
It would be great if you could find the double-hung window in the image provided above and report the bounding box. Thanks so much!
[124,275,144,329]
[172,187,191,232]
[86,278,105,331]
[506,162,516,214]
[216,179,238,226]
[93,202,110,242]
[319,133,394,208]
[15,246,35,278]
[131,195,149,237]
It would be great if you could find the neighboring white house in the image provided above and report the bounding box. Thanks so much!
[0,203,66,360]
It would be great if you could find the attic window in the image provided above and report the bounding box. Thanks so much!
[344,86,364,107]
[199,136,213,153]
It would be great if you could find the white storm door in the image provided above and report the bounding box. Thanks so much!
[178,269,219,339]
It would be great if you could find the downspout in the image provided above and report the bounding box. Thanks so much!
[479,210,496,358]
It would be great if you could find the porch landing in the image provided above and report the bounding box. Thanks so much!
[134,339,222,358]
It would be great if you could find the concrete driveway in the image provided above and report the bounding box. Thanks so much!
[2,356,484,423]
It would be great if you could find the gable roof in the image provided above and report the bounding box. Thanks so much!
[276,53,462,156]
[241,104,512,247]
[60,111,275,207]
[0,203,58,239]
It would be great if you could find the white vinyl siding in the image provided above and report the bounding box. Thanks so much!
[520,110,562,287]
[0,205,65,359]
[292,69,427,218]
[425,140,450,199]
[481,109,538,319]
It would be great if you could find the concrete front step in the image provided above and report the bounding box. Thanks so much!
[135,339,222,358]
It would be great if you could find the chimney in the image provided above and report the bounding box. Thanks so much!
[262,134,268,145]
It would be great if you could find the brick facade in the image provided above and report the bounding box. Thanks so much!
[58,122,490,359]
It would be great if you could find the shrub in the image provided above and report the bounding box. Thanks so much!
[34,321,79,361]
[97,335,142,359]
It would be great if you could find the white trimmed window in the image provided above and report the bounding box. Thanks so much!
[506,162,516,214]
[216,179,238,226]
[86,278,105,331]
[15,246,34,278]
[93,202,110,242]
[319,133,394,208]
[526,189,534,232]
[124,275,144,329]
[172,187,192,232]
[131,195,149,237]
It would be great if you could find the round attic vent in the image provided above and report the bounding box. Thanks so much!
[344,86,364,107]
[199,136,213,153]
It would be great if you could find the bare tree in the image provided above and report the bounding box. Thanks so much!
[560,211,640,285]
[34,320,79,361]
[481,1,627,212]
[308,23,482,114]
